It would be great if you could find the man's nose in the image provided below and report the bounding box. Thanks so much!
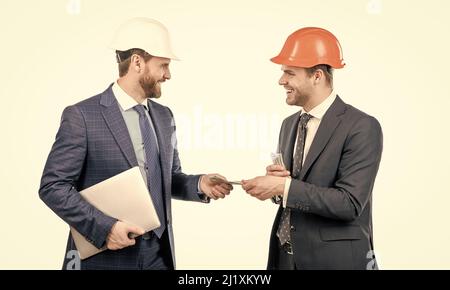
[164,69,171,80]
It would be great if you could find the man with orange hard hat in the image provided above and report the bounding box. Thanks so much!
[242,27,383,270]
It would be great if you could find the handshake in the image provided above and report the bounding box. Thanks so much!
[200,154,290,201]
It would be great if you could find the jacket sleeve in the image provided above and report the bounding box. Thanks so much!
[39,105,117,249]
[171,143,206,203]
[286,116,383,221]
[166,108,207,203]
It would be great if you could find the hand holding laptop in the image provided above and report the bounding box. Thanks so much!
[106,221,145,250]
[71,167,161,259]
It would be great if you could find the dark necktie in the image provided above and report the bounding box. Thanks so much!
[277,113,313,246]
[134,104,166,238]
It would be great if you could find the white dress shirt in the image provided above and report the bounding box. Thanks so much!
[282,91,337,207]
[112,81,205,195]
[113,81,147,111]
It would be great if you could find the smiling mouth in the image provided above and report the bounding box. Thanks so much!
[285,89,294,94]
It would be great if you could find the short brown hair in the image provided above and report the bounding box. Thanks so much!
[305,64,333,87]
[116,48,152,77]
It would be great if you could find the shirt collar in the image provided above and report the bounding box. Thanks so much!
[112,81,150,111]
[302,90,336,120]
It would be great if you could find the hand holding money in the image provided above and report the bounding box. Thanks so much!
[267,153,290,177]
[270,152,286,168]
[240,153,289,201]
[200,174,234,200]
[209,175,242,185]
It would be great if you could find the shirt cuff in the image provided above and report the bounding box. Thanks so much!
[282,177,291,208]
[197,175,203,193]
[197,175,210,202]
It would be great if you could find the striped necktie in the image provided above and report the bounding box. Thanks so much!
[277,113,313,246]
[134,104,166,238]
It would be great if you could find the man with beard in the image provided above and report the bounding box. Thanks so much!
[242,27,383,269]
[39,18,233,270]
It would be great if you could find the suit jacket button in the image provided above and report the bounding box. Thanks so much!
[290,225,296,232]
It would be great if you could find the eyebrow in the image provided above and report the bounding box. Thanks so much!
[282,69,295,74]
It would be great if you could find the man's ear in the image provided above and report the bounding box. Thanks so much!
[313,69,323,84]
[130,54,142,73]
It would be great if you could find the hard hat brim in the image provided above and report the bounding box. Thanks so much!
[108,45,181,61]
[270,55,345,68]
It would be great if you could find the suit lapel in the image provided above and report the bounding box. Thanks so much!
[148,101,172,196]
[299,96,346,180]
[281,112,301,172]
[100,86,138,167]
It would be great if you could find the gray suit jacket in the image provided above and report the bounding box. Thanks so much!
[39,85,205,269]
[268,96,383,270]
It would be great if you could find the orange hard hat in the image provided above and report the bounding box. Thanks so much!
[271,27,345,69]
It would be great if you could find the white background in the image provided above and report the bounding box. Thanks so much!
[1,0,449,269]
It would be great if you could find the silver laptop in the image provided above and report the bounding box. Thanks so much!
[70,166,160,260]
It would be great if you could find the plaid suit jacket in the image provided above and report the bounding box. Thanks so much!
[39,84,205,269]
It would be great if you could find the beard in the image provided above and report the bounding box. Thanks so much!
[139,75,161,99]
[285,87,309,107]
[294,91,309,107]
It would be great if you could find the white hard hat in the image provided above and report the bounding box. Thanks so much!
[110,17,179,60]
